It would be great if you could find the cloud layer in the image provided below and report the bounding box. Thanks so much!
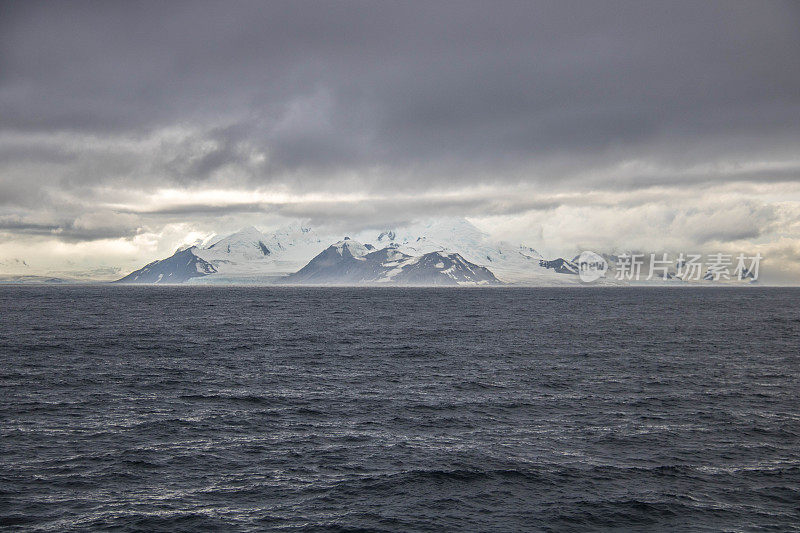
[1,1,799,281]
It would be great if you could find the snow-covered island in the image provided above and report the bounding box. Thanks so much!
[114,218,756,286]
[114,218,584,285]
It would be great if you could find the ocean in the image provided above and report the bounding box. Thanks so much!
[1,286,799,531]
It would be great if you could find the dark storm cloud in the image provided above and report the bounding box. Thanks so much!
[0,215,140,242]
[122,194,563,233]
[2,1,799,176]
[1,0,800,249]
[128,202,272,216]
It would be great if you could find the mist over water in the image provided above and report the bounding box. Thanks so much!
[1,286,799,531]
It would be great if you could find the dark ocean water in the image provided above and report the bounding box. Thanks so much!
[1,286,799,532]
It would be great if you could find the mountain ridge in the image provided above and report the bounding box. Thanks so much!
[283,239,501,286]
[115,247,217,284]
[114,218,602,285]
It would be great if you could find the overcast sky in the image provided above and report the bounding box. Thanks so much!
[1,1,799,281]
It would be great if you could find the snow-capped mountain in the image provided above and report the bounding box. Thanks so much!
[284,238,378,284]
[202,226,273,259]
[389,250,500,285]
[354,217,577,284]
[190,223,330,282]
[539,258,579,275]
[284,239,500,285]
[115,218,585,285]
[115,247,217,284]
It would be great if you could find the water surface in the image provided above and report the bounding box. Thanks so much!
[1,286,798,531]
